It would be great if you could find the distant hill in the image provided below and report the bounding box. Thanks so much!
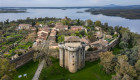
[105,4,120,7]
[85,5,140,19]
[0,5,140,9]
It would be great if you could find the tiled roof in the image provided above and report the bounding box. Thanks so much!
[80,37,90,44]
[55,23,68,29]
[71,26,84,29]
[91,39,108,46]
[65,36,80,42]
[19,24,31,27]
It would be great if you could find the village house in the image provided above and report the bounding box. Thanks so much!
[95,26,101,31]
[94,26,104,39]
[54,23,68,31]
[32,27,50,47]
[90,39,108,50]
[80,37,90,50]
[95,30,103,39]
[18,24,32,30]
[36,28,50,43]
[105,35,113,39]
[71,26,87,32]
[80,37,90,45]
[114,32,118,35]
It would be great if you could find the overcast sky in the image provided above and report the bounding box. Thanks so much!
[0,0,140,7]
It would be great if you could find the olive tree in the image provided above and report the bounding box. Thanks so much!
[99,51,116,74]
[0,58,16,80]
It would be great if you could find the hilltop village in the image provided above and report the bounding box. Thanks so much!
[3,17,119,72]
[0,17,140,80]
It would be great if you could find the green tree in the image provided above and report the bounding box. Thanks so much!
[1,74,12,80]
[79,30,86,36]
[94,20,101,27]
[61,17,71,25]
[135,60,140,76]
[99,51,116,73]
[0,58,16,79]
[119,41,128,49]
[58,35,64,43]
[85,19,93,26]
[112,55,137,80]
[32,21,36,27]
[75,19,81,25]
[33,38,51,66]
[120,27,130,42]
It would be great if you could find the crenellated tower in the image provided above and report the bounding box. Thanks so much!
[58,36,86,73]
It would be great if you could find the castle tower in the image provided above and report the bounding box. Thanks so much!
[59,44,64,67]
[58,36,86,73]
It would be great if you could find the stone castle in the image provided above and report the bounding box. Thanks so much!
[58,36,86,73]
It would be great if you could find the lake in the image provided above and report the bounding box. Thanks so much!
[0,8,140,34]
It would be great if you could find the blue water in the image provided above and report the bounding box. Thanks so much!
[0,8,140,33]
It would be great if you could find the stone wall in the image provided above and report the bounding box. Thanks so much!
[85,49,107,62]
[107,35,120,50]
[85,35,120,62]
[48,49,59,59]
[10,34,119,69]
[10,50,34,68]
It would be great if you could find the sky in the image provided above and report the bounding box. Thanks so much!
[0,0,140,7]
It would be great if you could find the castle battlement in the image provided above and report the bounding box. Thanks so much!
[59,36,86,73]
[59,40,85,73]
[58,43,65,48]
[66,46,80,52]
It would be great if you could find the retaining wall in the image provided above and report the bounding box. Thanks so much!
[10,50,34,68]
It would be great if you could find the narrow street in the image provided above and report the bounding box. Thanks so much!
[32,30,51,80]
[32,59,45,80]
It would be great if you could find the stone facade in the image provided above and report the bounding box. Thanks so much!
[58,36,86,73]
[18,24,32,30]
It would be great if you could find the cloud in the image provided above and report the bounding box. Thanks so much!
[0,0,139,7]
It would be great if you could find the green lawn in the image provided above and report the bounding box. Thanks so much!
[13,60,39,80]
[39,59,112,80]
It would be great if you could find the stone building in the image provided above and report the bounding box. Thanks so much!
[18,24,32,30]
[58,36,86,73]
[90,39,108,50]
[71,26,87,32]
[54,23,68,31]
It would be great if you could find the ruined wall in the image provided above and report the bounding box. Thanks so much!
[10,50,34,68]
[85,49,107,62]
[107,35,120,50]
[48,49,59,59]
[86,35,120,62]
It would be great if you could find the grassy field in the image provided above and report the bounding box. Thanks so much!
[13,60,39,80]
[39,59,112,80]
